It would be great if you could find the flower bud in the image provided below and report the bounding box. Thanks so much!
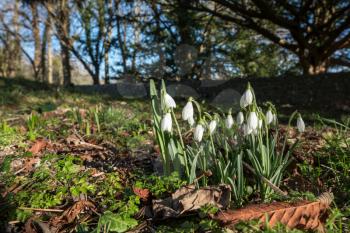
[161,113,172,132]
[240,88,253,108]
[225,114,234,129]
[236,112,244,125]
[209,120,217,134]
[182,101,193,121]
[266,110,274,125]
[194,124,205,142]
[164,93,176,109]
[247,111,258,131]
[297,115,305,133]
[273,114,277,124]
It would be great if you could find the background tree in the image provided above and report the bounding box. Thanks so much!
[190,0,350,75]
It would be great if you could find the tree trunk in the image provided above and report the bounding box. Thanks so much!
[104,49,110,84]
[60,42,71,86]
[47,18,53,84]
[104,0,112,84]
[12,0,21,77]
[93,67,100,85]
[30,2,41,80]
[41,15,51,82]
[58,1,72,86]
[300,56,328,75]
[116,15,127,73]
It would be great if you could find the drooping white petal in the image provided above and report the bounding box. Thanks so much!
[297,115,305,133]
[209,120,217,134]
[164,93,176,109]
[225,114,234,129]
[182,101,193,120]
[236,112,244,125]
[194,124,205,142]
[258,119,262,129]
[247,111,258,130]
[240,88,253,108]
[188,117,195,126]
[161,113,172,132]
[266,110,274,125]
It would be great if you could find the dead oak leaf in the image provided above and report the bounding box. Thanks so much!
[214,192,333,233]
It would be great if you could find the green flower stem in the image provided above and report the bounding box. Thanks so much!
[209,133,218,168]
[192,100,202,121]
[171,109,189,178]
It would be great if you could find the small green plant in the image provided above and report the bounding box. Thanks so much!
[26,112,42,141]
[136,172,186,198]
[0,120,22,147]
[95,195,140,233]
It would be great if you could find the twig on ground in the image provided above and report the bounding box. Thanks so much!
[18,207,64,212]
[243,162,289,198]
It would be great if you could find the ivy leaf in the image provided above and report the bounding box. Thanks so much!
[97,211,138,233]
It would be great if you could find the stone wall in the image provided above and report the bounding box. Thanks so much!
[74,72,350,114]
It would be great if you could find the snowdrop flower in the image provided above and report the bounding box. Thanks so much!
[240,87,253,108]
[182,101,193,121]
[161,113,172,132]
[243,124,252,136]
[225,114,234,129]
[209,120,217,134]
[297,115,305,133]
[266,110,274,125]
[247,111,258,131]
[194,124,205,142]
[188,117,195,126]
[164,93,176,109]
[236,112,244,125]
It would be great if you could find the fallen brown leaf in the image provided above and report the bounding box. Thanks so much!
[153,184,231,219]
[215,192,333,233]
[133,187,151,202]
[50,200,96,231]
[28,139,47,155]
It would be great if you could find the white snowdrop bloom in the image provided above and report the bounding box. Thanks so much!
[209,120,217,134]
[225,114,234,129]
[247,111,258,131]
[161,113,172,132]
[164,93,176,109]
[266,110,274,125]
[182,101,193,120]
[243,124,252,136]
[297,115,305,133]
[240,88,253,108]
[258,119,263,129]
[188,117,195,126]
[194,124,205,142]
[236,112,244,125]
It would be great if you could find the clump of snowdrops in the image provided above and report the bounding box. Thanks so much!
[150,80,305,204]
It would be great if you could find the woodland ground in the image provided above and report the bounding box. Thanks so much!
[0,77,349,233]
